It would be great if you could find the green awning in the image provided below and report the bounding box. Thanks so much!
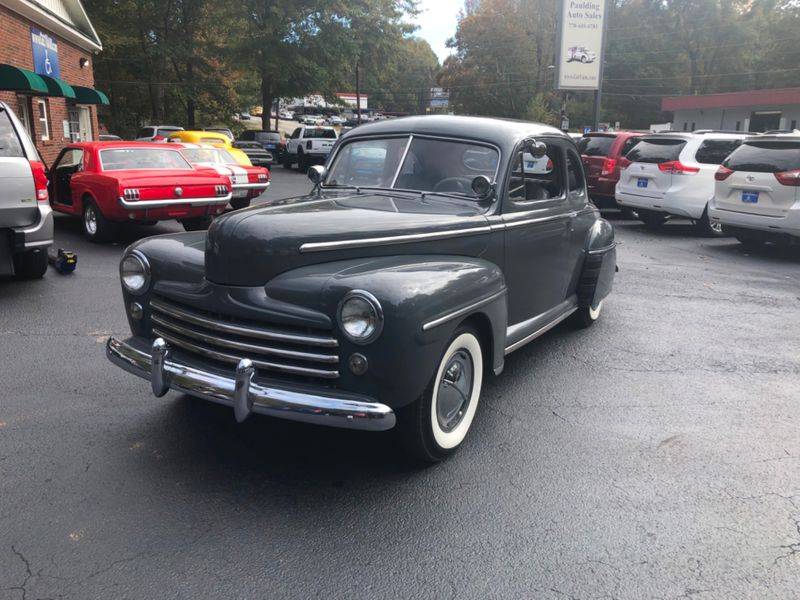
[73,86,110,105]
[40,75,76,99]
[0,64,48,94]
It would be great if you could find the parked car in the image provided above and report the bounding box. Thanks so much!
[567,46,596,64]
[177,143,270,210]
[283,126,338,172]
[48,142,231,241]
[0,101,52,279]
[105,115,617,462]
[279,110,294,120]
[299,114,324,126]
[326,115,346,126]
[233,141,274,168]
[203,127,234,142]
[238,112,252,121]
[166,130,251,166]
[578,131,644,215]
[237,129,285,160]
[135,125,184,142]
[615,131,748,235]
[709,133,800,246]
[99,134,122,142]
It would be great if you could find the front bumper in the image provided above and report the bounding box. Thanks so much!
[106,336,396,431]
[13,203,53,251]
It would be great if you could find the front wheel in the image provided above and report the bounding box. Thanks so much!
[696,207,725,237]
[572,300,603,329]
[397,327,484,463]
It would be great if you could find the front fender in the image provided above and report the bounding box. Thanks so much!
[267,255,508,408]
[579,218,617,308]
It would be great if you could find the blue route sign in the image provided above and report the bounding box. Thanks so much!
[31,28,61,79]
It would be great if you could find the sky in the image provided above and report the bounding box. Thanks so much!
[412,0,465,64]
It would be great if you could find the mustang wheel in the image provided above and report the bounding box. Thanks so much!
[82,199,118,243]
[398,327,484,462]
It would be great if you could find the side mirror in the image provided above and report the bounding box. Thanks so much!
[471,175,494,200]
[526,140,548,159]
[308,165,326,186]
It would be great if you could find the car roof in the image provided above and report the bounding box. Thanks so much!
[641,132,748,142]
[72,141,186,150]
[342,115,567,151]
[743,133,800,143]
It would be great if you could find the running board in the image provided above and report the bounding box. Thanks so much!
[504,297,578,355]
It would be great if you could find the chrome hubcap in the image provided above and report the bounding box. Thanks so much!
[437,350,474,432]
[710,220,723,234]
[84,206,97,235]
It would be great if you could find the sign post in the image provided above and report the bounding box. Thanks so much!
[555,0,609,131]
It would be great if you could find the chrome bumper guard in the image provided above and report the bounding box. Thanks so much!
[106,336,396,431]
[118,194,232,209]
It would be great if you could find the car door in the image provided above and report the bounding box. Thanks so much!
[49,148,84,208]
[287,128,302,154]
[501,137,575,327]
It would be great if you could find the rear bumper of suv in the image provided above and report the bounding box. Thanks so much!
[709,204,800,238]
[11,203,53,252]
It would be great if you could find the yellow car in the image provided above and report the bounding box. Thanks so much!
[167,131,252,166]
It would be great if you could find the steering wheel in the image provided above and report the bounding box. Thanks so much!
[433,177,473,194]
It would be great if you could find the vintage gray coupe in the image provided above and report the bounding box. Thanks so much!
[106,116,617,461]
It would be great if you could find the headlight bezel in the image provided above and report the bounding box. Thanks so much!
[120,250,151,295]
[337,290,384,345]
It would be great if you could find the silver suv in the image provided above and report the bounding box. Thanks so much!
[0,102,53,279]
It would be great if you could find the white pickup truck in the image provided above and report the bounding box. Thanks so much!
[283,126,338,172]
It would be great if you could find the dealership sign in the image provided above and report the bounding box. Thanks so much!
[556,0,607,91]
[31,28,61,79]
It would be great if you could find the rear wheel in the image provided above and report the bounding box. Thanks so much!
[13,248,47,279]
[696,207,725,237]
[639,210,667,230]
[282,152,293,169]
[397,327,484,463]
[230,197,251,210]
[82,199,118,243]
[572,300,604,329]
[296,150,308,173]
[181,216,213,231]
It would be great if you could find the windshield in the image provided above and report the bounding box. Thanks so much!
[578,135,615,157]
[325,136,499,197]
[626,138,686,164]
[305,128,337,139]
[100,148,192,171]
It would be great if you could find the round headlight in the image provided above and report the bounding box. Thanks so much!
[338,290,383,345]
[120,252,150,295]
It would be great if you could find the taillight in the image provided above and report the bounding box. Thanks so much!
[215,184,229,197]
[658,161,699,175]
[775,169,800,186]
[715,166,734,182]
[29,161,49,202]
[600,158,617,176]
[618,157,631,170]
[122,188,141,201]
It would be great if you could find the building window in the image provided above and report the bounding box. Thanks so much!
[36,99,50,141]
[68,108,80,142]
[683,122,688,131]
[735,121,741,131]
[792,120,798,131]
[691,122,696,131]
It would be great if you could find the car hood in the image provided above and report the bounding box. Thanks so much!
[205,191,491,286]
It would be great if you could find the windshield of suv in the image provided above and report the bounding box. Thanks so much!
[305,128,337,139]
[100,148,192,171]
[723,141,800,172]
[326,136,499,197]
[626,138,686,164]
[578,135,615,157]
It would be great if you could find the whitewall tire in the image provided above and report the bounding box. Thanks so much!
[398,327,484,462]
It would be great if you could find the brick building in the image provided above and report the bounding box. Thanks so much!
[0,0,105,165]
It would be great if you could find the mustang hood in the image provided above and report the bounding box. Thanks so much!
[205,193,490,286]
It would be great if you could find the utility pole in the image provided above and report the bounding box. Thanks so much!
[355,60,361,125]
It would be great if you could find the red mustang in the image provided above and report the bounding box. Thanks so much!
[48,142,232,242]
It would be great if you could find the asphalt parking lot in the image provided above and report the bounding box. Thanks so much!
[1,168,799,599]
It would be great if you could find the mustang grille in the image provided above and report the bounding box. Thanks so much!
[149,296,340,380]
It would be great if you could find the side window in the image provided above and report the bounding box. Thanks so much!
[0,110,24,158]
[291,128,301,140]
[507,143,564,203]
[621,137,640,157]
[566,150,585,195]
[58,149,84,170]
[694,139,742,165]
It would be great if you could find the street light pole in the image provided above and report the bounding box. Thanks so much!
[355,60,361,125]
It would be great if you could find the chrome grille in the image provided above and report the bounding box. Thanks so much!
[149,297,340,380]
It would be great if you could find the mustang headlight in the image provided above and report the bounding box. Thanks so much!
[120,251,150,295]
[338,290,383,345]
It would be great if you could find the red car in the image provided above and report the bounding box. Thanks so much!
[578,132,643,213]
[48,142,232,242]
